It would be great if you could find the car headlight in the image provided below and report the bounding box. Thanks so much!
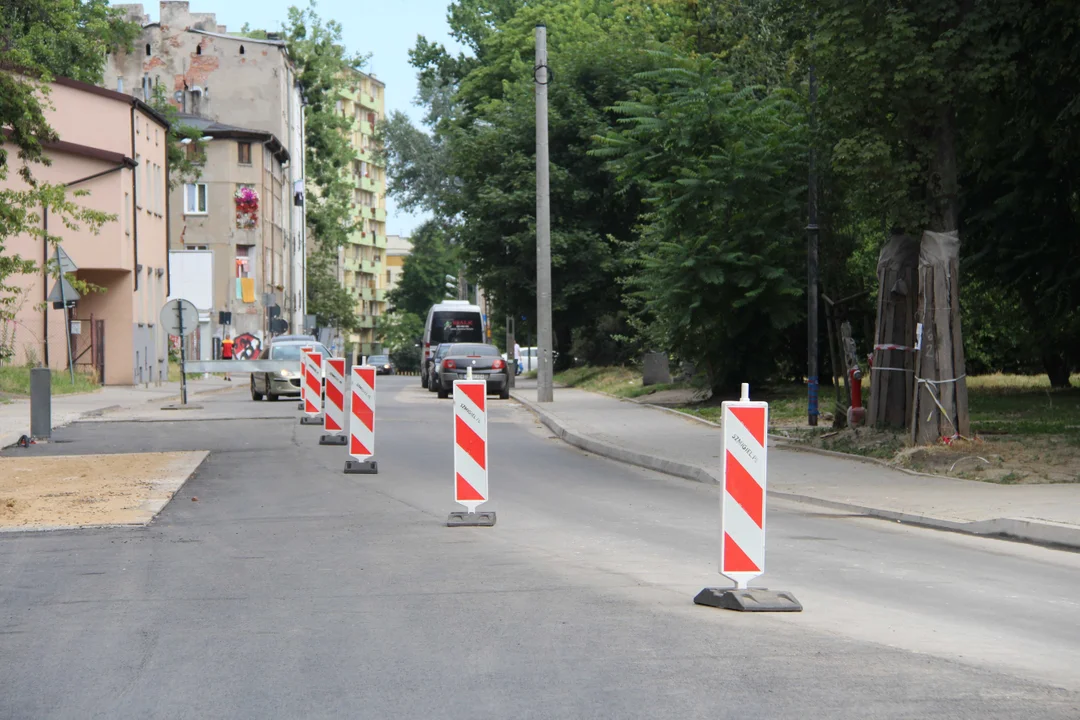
[276,369,298,379]
[383,364,391,369]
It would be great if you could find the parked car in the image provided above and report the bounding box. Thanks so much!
[428,343,453,393]
[367,354,395,375]
[250,339,330,401]
[434,343,510,400]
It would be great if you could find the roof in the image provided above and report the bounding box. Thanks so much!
[0,67,170,130]
[174,113,289,164]
[0,129,136,168]
[187,28,287,48]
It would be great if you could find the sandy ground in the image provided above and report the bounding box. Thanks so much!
[0,451,208,530]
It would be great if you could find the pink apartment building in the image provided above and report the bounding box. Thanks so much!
[2,76,170,385]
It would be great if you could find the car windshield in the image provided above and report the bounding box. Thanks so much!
[272,343,330,360]
[450,344,499,357]
[368,355,390,364]
[430,311,483,344]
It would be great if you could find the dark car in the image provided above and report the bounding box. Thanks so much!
[367,354,395,375]
[427,343,453,393]
[434,343,510,400]
[250,340,330,401]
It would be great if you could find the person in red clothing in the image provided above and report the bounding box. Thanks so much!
[221,334,234,381]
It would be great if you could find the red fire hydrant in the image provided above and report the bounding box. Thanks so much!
[847,366,866,427]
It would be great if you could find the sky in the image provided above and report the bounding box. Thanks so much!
[117,0,467,237]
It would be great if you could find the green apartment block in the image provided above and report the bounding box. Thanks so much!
[336,69,387,355]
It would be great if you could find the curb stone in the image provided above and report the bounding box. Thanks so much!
[511,391,1080,551]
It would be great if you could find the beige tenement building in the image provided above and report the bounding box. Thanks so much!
[169,115,290,355]
[384,234,413,304]
[1,77,169,385]
[104,1,307,339]
[336,68,387,355]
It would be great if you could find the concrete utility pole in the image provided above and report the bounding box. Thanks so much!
[534,23,554,403]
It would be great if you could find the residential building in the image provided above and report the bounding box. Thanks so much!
[336,68,387,354]
[384,234,412,304]
[170,114,290,358]
[2,76,169,385]
[104,1,307,337]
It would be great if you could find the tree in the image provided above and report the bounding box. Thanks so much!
[0,0,138,359]
[386,220,457,318]
[376,311,425,372]
[596,54,808,391]
[281,1,368,334]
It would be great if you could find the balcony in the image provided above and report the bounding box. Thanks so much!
[343,257,360,272]
[355,315,376,329]
[360,287,387,302]
[357,92,380,112]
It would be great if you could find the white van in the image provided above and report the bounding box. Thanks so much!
[420,301,485,388]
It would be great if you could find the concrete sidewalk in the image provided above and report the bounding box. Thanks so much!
[511,381,1080,549]
[0,376,234,449]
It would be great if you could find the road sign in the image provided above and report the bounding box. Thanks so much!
[55,246,77,274]
[452,379,489,515]
[160,298,199,336]
[319,358,347,446]
[297,346,313,411]
[345,365,377,474]
[47,276,80,306]
[69,320,82,335]
[301,351,322,418]
[718,388,769,589]
[693,384,800,612]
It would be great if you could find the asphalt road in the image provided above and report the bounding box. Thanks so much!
[2,376,1079,718]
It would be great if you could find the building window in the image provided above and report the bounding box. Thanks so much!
[186,245,209,251]
[145,43,151,56]
[239,44,245,55]
[117,78,124,93]
[235,245,252,278]
[238,142,252,165]
[134,154,143,208]
[196,45,202,55]
[184,183,208,215]
[185,142,206,164]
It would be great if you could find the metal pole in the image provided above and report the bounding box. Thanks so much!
[534,23,554,403]
[177,303,188,405]
[30,367,51,439]
[506,315,515,389]
[56,245,75,386]
[806,57,820,427]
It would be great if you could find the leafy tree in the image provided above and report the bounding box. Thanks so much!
[376,311,425,371]
[596,54,808,391]
[281,1,368,334]
[386,220,458,318]
[0,0,137,358]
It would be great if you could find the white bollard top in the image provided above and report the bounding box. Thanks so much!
[467,366,474,381]
[741,383,750,401]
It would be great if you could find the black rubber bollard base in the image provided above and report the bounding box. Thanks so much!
[319,434,348,446]
[344,460,378,474]
[297,402,305,410]
[694,587,802,612]
[446,511,496,527]
[299,415,323,425]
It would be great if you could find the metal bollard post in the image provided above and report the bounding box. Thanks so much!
[30,367,52,439]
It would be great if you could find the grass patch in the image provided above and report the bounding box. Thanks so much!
[554,365,690,399]
[0,366,100,396]
[968,386,1080,437]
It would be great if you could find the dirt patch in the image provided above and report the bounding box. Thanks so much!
[0,452,207,529]
[779,427,1080,484]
